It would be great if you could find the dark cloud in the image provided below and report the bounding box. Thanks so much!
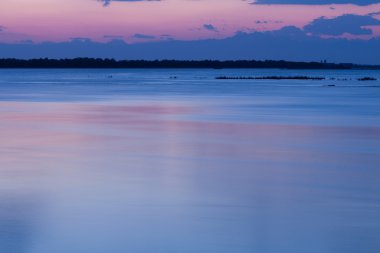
[255,20,283,24]
[256,20,269,24]
[98,0,160,6]
[253,0,380,5]
[19,40,34,44]
[160,34,174,40]
[304,14,380,35]
[103,35,125,40]
[203,24,219,32]
[69,37,93,43]
[1,26,380,64]
[132,33,156,39]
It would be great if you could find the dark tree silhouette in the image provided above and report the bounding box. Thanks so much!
[0,58,378,69]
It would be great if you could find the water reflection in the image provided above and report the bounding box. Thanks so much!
[0,198,38,253]
[0,98,380,253]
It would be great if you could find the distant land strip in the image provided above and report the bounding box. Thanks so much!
[1,58,380,69]
[216,76,326,80]
[216,76,378,81]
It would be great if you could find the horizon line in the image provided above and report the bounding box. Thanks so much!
[1,58,380,69]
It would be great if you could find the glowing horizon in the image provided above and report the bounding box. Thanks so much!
[1,0,380,43]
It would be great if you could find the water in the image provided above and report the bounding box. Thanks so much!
[1,69,380,253]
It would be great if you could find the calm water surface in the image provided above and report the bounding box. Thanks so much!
[1,69,380,253]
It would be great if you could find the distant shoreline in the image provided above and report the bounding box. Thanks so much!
[215,76,378,82]
[1,58,380,70]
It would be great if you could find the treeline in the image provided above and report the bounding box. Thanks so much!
[0,58,378,69]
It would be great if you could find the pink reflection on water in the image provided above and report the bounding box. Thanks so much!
[1,100,380,253]
[1,101,379,171]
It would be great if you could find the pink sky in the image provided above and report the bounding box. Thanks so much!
[0,0,380,43]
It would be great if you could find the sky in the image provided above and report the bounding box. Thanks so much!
[1,0,380,63]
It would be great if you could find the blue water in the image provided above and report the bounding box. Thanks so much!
[1,69,380,253]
